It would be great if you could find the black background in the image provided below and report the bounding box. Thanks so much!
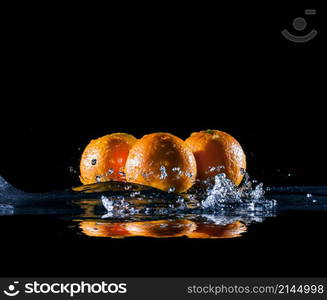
[0,2,326,278]
[1,211,326,277]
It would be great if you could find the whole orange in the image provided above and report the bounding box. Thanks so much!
[185,130,246,185]
[125,132,197,192]
[79,133,137,184]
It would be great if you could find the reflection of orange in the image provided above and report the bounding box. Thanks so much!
[186,221,247,239]
[124,219,196,238]
[79,221,131,238]
[185,130,246,185]
[125,133,197,192]
[78,220,247,239]
[80,133,137,184]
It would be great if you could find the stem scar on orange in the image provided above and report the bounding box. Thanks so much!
[185,130,246,186]
[125,132,197,193]
[79,133,137,184]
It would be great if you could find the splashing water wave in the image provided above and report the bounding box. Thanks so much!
[100,172,275,218]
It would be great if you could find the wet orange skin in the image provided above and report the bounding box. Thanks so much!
[125,132,197,193]
[185,130,246,186]
[80,133,137,184]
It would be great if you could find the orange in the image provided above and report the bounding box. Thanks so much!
[125,132,197,192]
[185,130,246,185]
[80,133,137,184]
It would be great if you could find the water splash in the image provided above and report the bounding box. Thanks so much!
[101,195,130,213]
[100,171,274,218]
[201,173,265,209]
[101,193,188,218]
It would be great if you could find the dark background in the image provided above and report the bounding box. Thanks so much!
[1,211,326,277]
[0,2,325,278]
[1,2,325,191]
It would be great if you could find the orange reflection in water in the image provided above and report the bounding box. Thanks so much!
[79,219,246,239]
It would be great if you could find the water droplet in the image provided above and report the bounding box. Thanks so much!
[168,187,176,193]
[107,168,114,175]
[172,167,182,175]
[159,165,167,179]
[209,166,216,172]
